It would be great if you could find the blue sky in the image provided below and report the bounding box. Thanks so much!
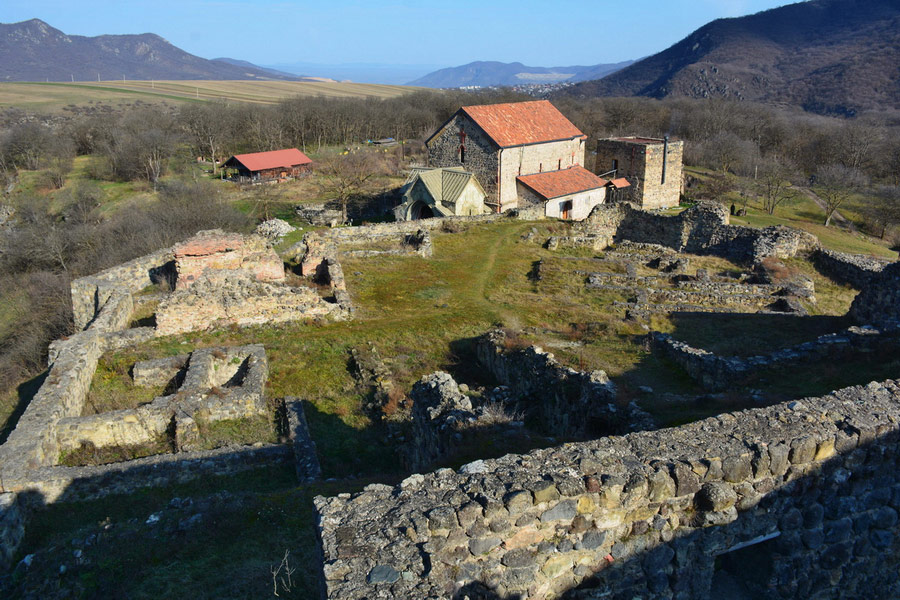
[3,0,794,67]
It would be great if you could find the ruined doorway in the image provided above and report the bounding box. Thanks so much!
[410,201,435,220]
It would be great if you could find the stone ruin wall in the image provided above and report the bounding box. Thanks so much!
[0,493,24,572]
[0,229,339,569]
[474,330,654,438]
[316,379,900,600]
[154,272,346,336]
[812,248,890,289]
[850,261,900,327]
[53,345,268,456]
[571,201,819,266]
[70,247,174,330]
[405,372,522,473]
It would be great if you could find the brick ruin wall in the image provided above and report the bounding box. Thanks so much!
[316,379,900,600]
[572,201,820,265]
[172,229,284,289]
[594,140,684,210]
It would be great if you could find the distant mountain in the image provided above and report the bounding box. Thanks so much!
[559,0,900,115]
[211,58,309,80]
[407,60,635,88]
[267,62,443,85]
[0,19,304,82]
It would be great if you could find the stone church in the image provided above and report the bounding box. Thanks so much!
[426,100,607,217]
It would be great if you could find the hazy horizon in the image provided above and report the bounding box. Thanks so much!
[2,0,795,81]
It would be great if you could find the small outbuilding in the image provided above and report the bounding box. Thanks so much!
[223,148,312,183]
[516,166,609,220]
[394,167,488,220]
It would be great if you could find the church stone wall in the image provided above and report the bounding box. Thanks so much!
[498,138,586,212]
[428,114,500,210]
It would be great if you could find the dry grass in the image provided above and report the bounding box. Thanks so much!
[0,80,423,112]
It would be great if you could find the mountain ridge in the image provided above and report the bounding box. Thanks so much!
[0,19,306,82]
[408,59,636,88]
[558,0,900,115]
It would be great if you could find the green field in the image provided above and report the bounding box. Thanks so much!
[0,80,424,111]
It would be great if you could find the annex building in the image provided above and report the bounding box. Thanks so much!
[393,167,488,221]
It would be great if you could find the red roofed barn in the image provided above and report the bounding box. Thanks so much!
[223,148,312,183]
[426,100,591,215]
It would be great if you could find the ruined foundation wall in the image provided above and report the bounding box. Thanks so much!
[23,444,293,504]
[70,248,173,330]
[650,325,899,392]
[0,493,24,571]
[316,379,900,600]
[814,248,891,289]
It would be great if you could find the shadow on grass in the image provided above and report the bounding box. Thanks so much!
[302,400,401,480]
[0,370,47,445]
[623,310,900,427]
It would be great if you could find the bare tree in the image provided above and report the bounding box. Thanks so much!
[756,158,798,215]
[815,164,868,227]
[180,103,232,174]
[860,185,900,239]
[317,152,383,224]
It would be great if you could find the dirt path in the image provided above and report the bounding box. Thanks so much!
[798,186,856,231]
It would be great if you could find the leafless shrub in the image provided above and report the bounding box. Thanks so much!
[477,401,524,426]
[271,549,296,597]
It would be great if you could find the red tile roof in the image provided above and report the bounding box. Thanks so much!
[226,148,312,172]
[460,100,586,148]
[516,166,608,200]
[608,178,632,189]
